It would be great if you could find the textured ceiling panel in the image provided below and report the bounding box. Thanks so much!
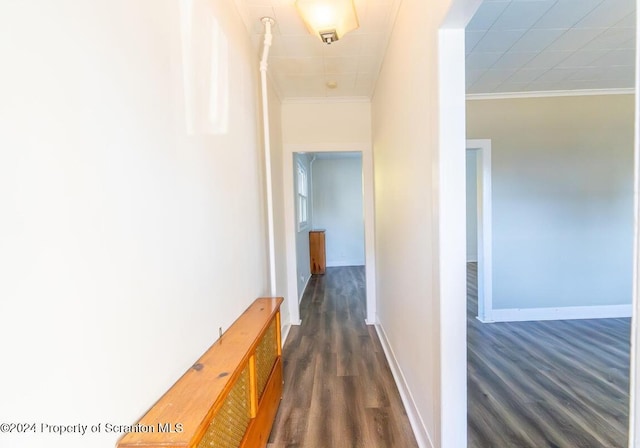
[238,0,399,99]
[466,0,636,95]
[237,0,636,99]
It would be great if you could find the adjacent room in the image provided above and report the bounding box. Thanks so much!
[291,151,366,302]
[464,0,635,445]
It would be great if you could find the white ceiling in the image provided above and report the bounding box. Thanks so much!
[238,0,400,99]
[466,0,636,95]
[236,0,636,99]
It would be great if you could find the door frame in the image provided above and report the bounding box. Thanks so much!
[282,142,377,326]
[629,1,640,443]
[466,139,493,322]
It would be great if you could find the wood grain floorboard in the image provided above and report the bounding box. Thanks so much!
[268,267,418,448]
[467,262,631,448]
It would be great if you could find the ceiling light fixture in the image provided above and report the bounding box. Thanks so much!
[295,0,359,45]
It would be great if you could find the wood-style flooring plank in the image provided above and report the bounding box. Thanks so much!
[268,267,418,448]
[467,262,630,448]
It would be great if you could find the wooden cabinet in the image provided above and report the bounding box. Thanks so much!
[118,297,284,448]
[309,230,326,275]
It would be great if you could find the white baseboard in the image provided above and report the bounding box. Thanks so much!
[326,260,365,267]
[298,275,311,304]
[281,324,292,346]
[487,304,632,323]
[374,323,433,448]
[476,315,494,324]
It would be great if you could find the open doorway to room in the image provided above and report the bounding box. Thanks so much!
[466,139,492,323]
[282,145,377,328]
[291,151,366,305]
[462,1,635,446]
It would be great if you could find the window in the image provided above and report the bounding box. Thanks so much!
[297,162,309,230]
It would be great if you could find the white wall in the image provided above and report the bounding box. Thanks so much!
[293,153,313,300]
[467,95,634,318]
[0,1,273,447]
[281,100,371,145]
[311,155,365,267]
[466,150,479,262]
[372,0,469,446]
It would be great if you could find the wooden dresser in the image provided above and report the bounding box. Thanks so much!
[309,230,326,275]
[117,297,284,448]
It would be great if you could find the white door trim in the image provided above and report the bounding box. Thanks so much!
[282,142,377,326]
[466,139,493,323]
[629,2,640,445]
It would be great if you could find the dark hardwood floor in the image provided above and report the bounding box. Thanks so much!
[467,262,631,448]
[267,263,629,447]
[268,266,418,448]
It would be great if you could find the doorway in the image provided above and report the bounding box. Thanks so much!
[466,139,492,322]
[282,144,377,328]
[438,1,639,444]
[291,151,366,304]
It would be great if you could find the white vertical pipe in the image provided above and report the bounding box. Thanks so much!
[260,17,277,297]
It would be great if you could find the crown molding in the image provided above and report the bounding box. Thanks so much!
[466,88,635,101]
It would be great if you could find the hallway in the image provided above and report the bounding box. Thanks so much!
[268,267,418,447]
[467,263,631,447]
